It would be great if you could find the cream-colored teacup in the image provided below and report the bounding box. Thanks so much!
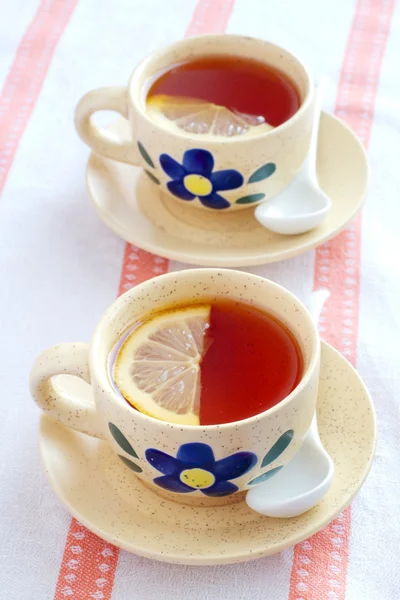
[75,35,313,213]
[30,269,320,506]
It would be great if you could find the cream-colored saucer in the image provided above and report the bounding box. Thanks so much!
[86,113,368,267]
[39,342,375,565]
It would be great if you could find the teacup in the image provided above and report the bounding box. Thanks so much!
[30,269,320,506]
[75,34,313,213]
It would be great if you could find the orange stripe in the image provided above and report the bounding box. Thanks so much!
[55,520,117,600]
[0,0,78,193]
[289,1,395,599]
[55,247,170,599]
[55,1,235,598]
[186,0,235,35]
[118,244,169,295]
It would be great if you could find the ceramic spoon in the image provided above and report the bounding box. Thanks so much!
[246,290,334,518]
[255,78,331,235]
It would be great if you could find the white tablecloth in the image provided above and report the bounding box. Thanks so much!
[0,0,399,598]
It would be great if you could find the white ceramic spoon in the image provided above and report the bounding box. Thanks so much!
[246,290,334,518]
[255,78,331,235]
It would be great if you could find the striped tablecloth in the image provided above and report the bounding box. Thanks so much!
[0,0,398,598]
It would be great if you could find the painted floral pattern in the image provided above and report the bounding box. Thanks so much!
[146,442,257,496]
[110,420,295,494]
[248,429,294,485]
[159,148,243,209]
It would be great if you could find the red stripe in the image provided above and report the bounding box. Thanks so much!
[55,1,235,598]
[0,0,78,194]
[289,1,395,599]
[55,521,117,600]
[186,0,235,35]
[55,247,170,600]
[118,245,169,295]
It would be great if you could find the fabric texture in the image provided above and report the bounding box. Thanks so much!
[0,0,398,598]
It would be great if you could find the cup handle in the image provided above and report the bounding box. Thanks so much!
[30,342,106,440]
[74,86,141,165]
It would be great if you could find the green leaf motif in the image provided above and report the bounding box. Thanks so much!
[236,193,265,205]
[248,163,276,184]
[108,422,139,459]
[138,141,155,168]
[248,466,283,486]
[119,455,143,473]
[144,170,160,185]
[262,430,294,468]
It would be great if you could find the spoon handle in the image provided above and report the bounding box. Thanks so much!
[305,77,329,175]
[307,289,329,446]
[307,289,330,325]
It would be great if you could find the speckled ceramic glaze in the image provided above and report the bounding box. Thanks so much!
[38,342,376,564]
[74,35,314,212]
[86,112,368,267]
[30,270,320,505]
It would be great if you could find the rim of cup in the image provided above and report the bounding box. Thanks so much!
[91,269,320,432]
[128,33,314,145]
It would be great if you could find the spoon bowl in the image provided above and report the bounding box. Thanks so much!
[245,290,334,518]
[255,78,331,235]
[246,415,334,517]
[255,180,332,235]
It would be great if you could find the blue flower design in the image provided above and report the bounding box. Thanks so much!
[145,442,257,497]
[159,149,244,209]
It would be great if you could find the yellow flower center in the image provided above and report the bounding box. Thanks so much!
[180,468,215,489]
[184,174,213,197]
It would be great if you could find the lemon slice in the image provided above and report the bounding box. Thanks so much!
[114,305,211,425]
[146,94,274,137]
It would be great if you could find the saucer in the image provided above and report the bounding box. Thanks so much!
[86,113,368,267]
[39,341,375,565]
